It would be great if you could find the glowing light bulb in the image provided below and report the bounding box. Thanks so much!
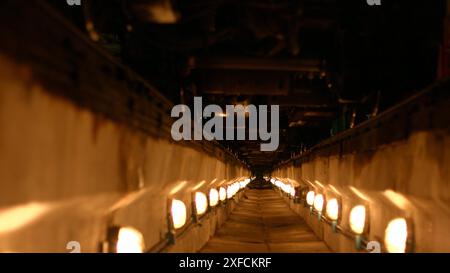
[116,227,145,253]
[171,199,187,229]
[285,185,292,194]
[195,192,208,215]
[349,205,366,235]
[290,187,296,197]
[227,186,234,199]
[275,181,282,188]
[231,183,239,196]
[313,194,324,212]
[209,188,219,207]
[219,187,226,201]
[384,218,408,253]
[326,198,339,221]
[306,191,315,206]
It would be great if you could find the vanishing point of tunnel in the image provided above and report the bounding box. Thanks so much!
[0,0,450,255]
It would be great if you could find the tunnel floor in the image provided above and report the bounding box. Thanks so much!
[200,189,331,253]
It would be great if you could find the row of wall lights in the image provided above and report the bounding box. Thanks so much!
[102,179,251,253]
[270,178,411,253]
[103,178,252,253]
[169,178,251,242]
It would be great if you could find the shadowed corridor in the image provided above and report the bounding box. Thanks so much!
[201,189,331,253]
[1,0,450,254]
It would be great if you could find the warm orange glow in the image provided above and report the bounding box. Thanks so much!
[116,227,145,253]
[208,179,218,186]
[286,185,292,195]
[275,180,283,188]
[169,181,188,195]
[171,199,187,229]
[315,180,324,187]
[290,187,296,197]
[281,184,291,194]
[195,192,208,215]
[0,203,50,233]
[306,191,315,206]
[385,218,408,253]
[350,187,370,202]
[384,190,410,210]
[233,183,240,194]
[329,185,341,195]
[349,205,366,234]
[239,179,251,189]
[227,186,234,199]
[326,198,339,221]
[192,180,206,191]
[219,187,226,201]
[209,188,219,207]
[313,194,324,212]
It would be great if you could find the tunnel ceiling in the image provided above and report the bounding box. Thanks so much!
[49,0,445,173]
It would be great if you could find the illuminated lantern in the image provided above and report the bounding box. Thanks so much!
[195,192,208,215]
[219,187,226,201]
[306,191,315,206]
[349,205,366,235]
[384,218,408,253]
[313,194,324,212]
[171,199,187,229]
[209,188,219,207]
[326,198,339,221]
[116,227,145,253]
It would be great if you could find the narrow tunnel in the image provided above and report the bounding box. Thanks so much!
[200,188,330,253]
[1,0,450,255]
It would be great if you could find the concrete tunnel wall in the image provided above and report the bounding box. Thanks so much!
[0,55,250,253]
[272,129,450,252]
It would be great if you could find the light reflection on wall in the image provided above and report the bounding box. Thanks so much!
[0,203,50,234]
